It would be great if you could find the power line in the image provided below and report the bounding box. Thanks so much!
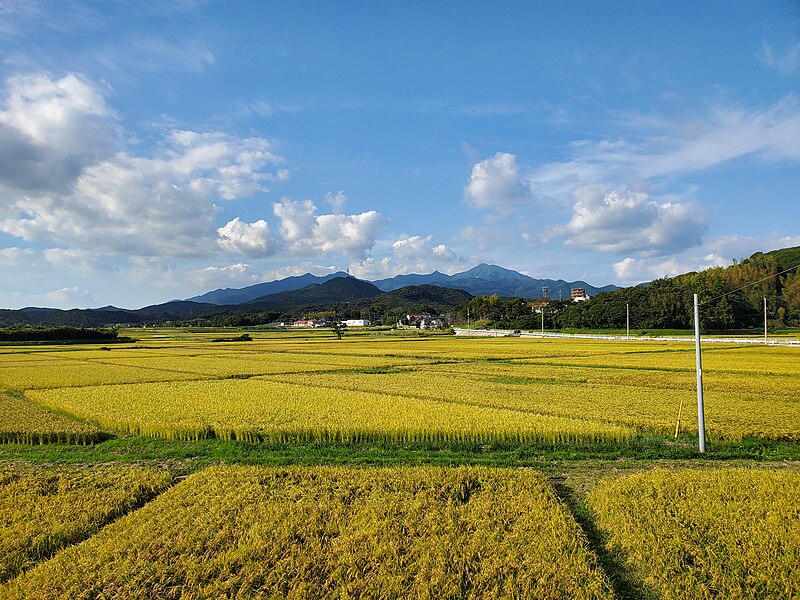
[700,263,800,306]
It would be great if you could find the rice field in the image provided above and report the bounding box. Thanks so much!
[2,332,799,445]
[2,466,613,599]
[1,332,797,598]
[27,377,634,444]
[0,393,104,445]
[587,468,800,599]
[0,466,172,582]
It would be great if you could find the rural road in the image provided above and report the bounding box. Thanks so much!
[453,328,800,347]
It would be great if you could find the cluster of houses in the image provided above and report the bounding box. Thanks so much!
[264,314,449,329]
[264,318,372,328]
[258,289,592,332]
[396,313,444,329]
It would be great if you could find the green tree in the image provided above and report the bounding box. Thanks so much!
[331,321,347,340]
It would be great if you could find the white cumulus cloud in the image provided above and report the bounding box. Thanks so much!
[392,235,460,263]
[613,253,727,283]
[464,152,537,211]
[0,72,285,259]
[560,186,706,256]
[217,217,273,257]
[273,198,387,259]
[351,234,463,279]
[0,72,118,193]
[184,262,259,288]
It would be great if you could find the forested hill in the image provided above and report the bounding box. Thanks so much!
[455,246,800,331]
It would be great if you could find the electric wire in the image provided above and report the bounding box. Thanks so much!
[700,263,800,306]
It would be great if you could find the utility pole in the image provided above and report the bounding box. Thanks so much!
[694,293,706,454]
[467,306,470,331]
[764,297,768,343]
[541,286,548,334]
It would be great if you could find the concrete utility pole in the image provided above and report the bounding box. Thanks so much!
[541,286,548,334]
[694,294,706,453]
[764,296,768,343]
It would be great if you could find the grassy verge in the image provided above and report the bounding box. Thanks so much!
[1,434,798,474]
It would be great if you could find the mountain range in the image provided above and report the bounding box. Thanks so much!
[189,264,617,305]
[0,263,617,328]
[3,247,798,330]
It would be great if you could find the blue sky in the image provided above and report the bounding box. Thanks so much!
[1,1,799,309]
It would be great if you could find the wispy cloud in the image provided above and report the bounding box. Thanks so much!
[527,94,800,199]
[93,37,215,74]
[233,99,312,119]
[0,0,107,37]
[759,39,800,75]
[0,246,34,266]
[458,102,531,117]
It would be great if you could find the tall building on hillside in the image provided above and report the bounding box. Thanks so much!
[571,288,589,302]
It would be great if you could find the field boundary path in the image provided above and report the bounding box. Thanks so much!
[453,328,800,347]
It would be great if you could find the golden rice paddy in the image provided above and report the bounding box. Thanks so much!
[588,468,800,599]
[2,466,613,599]
[2,332,799,444]
[0,466,171,582]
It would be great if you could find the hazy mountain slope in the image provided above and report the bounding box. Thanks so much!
[187,272,349,304]
[245,277,383,311]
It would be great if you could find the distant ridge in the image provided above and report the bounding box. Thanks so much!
[245,277,382,311]
[187,263,618,307]
[3,247,797,328]
[373,263,617,299]
[0,263,620,327]
[188,271,349,304]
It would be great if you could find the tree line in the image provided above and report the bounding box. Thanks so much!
[0,326,120,342]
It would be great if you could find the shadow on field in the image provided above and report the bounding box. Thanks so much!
[552,481,659,600]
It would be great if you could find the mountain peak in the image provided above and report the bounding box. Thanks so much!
[457,263,531,282]
[245,275,382,309]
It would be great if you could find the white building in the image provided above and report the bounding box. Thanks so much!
[344,319,370,327]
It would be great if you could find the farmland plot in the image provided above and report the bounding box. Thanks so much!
[3,466,613,599]
[0,466,171,582]
[588,468,800,599]
[4,334,800,445]
[0,393,103,445]
[27,378,634,444]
